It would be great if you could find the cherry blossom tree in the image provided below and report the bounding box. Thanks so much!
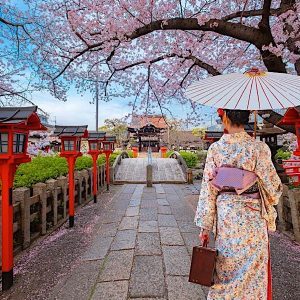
[1,0,300,124]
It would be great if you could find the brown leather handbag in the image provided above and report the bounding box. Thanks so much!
[188,237,217,287]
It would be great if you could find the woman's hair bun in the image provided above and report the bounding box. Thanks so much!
[224,109,250,126]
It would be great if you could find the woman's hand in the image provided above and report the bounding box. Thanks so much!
[199,228,210,246]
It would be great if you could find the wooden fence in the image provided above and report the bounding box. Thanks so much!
[0,164,106,265]
[277,184,300,243]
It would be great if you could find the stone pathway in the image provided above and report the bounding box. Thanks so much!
[115,158,186,183]
[1,183,300,300]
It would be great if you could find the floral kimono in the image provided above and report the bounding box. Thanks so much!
[195,132,283,300]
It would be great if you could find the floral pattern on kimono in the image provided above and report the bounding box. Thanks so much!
[194,131,283,300]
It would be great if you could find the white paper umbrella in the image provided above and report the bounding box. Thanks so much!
[185,68,300,110]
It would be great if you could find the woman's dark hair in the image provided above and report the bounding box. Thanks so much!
[224,109,250,126]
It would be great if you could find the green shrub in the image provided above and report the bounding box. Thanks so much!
[75,156,93,170]
[196,150,208,163]
[109,153,119,166]
[166,150,174,158]
[126,150,133,158]
[275,148,292,160]
[14,156,68,188]
[97,154,106,166]
[179,151,198,168]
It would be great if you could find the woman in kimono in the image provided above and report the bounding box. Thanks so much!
[195,109,282,300]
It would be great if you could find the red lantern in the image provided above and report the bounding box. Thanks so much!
[102,136,116,191]
[0,106,47,290]
[54,125,88,227]
[88,131,106,203]
[278,108,300,156]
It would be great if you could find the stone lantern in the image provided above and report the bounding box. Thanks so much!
[0,106,46,290]
[102,136,116,191]
[88,131,106,203]
[54,125,88,227]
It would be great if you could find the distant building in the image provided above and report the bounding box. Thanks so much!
[127,115,168,152]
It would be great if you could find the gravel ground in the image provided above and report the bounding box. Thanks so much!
[0,185,121,300]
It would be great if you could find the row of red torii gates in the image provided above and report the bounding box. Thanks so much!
[2,105,300,291]
[0,106,116,291]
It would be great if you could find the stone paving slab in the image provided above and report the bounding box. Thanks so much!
[158,214,177,227]
[140,207,158,221]
[166,276,206,300]
[162,246,191,276]
[177,220,199,233]
[126,206,140,216]
[97,222,119,237]
[129,199,141,206]
[110,229,137,250]
[98,250,134,282]
[159,227,184,246]
[141,199,158,208]
[48,260,102,300]
[129,256,165,298]
[135,233,161,255]
[92,280,129,300]
[157,198,169,206]
[139,220,159,233]
[119,216,139,230]
[81,236,114,261]
[158,205,172,215]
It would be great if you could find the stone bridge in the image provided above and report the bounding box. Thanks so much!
[114,158,186,184]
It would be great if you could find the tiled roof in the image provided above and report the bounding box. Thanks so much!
[0,106,37,124]
[0,106,47,130]
[88,131,106,139]
[130,114,168,129]
[54,125,88,137]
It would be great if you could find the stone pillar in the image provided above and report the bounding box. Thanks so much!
[46,179,58,226]
[57,176,67,220]
[75,170,83,205]
[13,188,31,249]
[147,165,153,187]
[288,189,300,243]
[187,169,193,184]
[277,185,288,231]
[81,169,89,202]
[33,183,47,235]
[87,167,93,198]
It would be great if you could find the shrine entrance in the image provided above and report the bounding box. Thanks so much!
[127,115,167,152]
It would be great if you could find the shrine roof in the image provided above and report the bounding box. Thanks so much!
[88,131,106,139]
[54,125,88,137]
[0,106,47,130]
[129,114,168,129]
[105,135,116,142]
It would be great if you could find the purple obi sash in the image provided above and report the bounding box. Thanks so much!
[210,166,260,199]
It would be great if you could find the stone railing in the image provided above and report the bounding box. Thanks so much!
[0,164,106,265]
[112,151,129,183]
[277,184,300,243]
[169,151,188,181]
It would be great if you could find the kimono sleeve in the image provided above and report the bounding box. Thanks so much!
[256,142,283,206]
[194,144,219,230]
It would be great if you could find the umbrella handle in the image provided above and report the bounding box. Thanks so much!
[254,110,257,139]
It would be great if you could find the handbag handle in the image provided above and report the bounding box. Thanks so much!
[201,234,209,247]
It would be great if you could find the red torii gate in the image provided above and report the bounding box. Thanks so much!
[0,106,47,290]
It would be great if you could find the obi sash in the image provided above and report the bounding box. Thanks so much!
[210,166,259,197]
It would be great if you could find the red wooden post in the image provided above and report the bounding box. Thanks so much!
[54,125,88,228]
[105,153,110,191]
[102,136,115,191]
[67,157,75,227]
[1,163,14,290]
[88,131,106,203]
[0,106,46,290]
